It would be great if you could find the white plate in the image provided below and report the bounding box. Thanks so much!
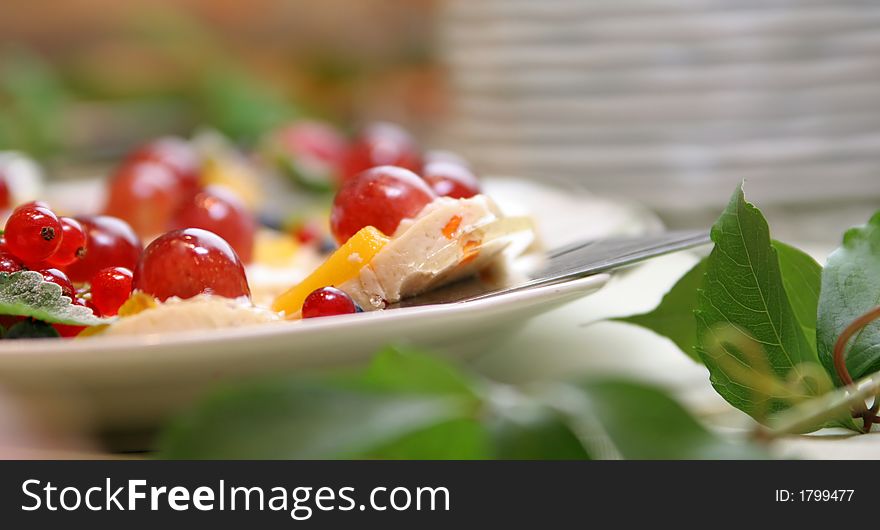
[0,178,656,431]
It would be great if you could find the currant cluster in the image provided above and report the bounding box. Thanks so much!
[3,203,251,328]
[104,137,256,263]
[0,202,140,334]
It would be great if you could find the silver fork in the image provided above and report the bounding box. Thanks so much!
[394,230,710,307]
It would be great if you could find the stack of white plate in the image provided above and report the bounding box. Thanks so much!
[437,0,880,211]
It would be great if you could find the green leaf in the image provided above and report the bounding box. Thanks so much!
[695,185,822,421]
[572,380,767,459]
[361,419,489,459]
[614,258,707,361]
[361,346,479,398]
[488,409,590,460]
[158,379,477,459]
[160,348,486,459]
[817,211,880,384]
[4,318,60,339]
[773,240,822,352]
[0,271,105,326]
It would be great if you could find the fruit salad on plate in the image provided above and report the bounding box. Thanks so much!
[0,122,535,339]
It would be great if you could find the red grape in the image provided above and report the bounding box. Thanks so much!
[133,228,250,302]
[90,266,133,316]
[4,203,62,262]
[124,137,201,196]
[36,268,75,299]
[422,159,480,199]
[105,161,181,237]
[171,186,255,263]
[66,216,142,283]
[330,166,435,244]
[0,252,22,273]
[342,122,422,181]
[302,287,359,318]
[45,217,87,268]
[274,121,348,189]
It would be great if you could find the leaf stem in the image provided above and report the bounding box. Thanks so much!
[833,305,880,432]
[759,371,880,439]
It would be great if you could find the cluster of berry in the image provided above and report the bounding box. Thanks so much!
[104,138,256,263]
[0,202,139,335]
[0,121,484,331]
[0,139,254,336]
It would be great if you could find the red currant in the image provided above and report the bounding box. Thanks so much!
[36,268,75,299]
[124,137,201,196]
[422,159,480,199]
[330,166,435,244]
[0,252,22,273]
[90,266,133,316]
[4,203,63,263]
[65,216,142,283]
[133,228,250,302]
[45,217,87,268]
[342,122,422,181]
[171,186,255,263]
[302,287,359,318]
[53,297,89,337]
[105,161,181,237]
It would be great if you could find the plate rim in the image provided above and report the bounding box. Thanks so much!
[0,274,610,361]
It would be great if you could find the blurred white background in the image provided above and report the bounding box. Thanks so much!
[438,0,880,242]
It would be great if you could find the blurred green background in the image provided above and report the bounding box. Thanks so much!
[0,0,444,166]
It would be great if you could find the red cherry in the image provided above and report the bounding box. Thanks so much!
[66,216,142,283]
[170,186,255,263]
[89,266,133,316]
[4,203,63,263]
[342,122,422,181]
[0,252,22,273]
[124,137,201,196]
[105,161,181,237]
[302,287,359,318]
[36,268,75,299]
[330,166,435,244]
[133,228,250,302]
[422,159,480,199]
[45,217,87,268]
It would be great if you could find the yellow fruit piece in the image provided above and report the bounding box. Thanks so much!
[272,226,389,315]
[118,292,159,317]
[202,157,263,208]
[254,229,300,267]
[76,324,109,338]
